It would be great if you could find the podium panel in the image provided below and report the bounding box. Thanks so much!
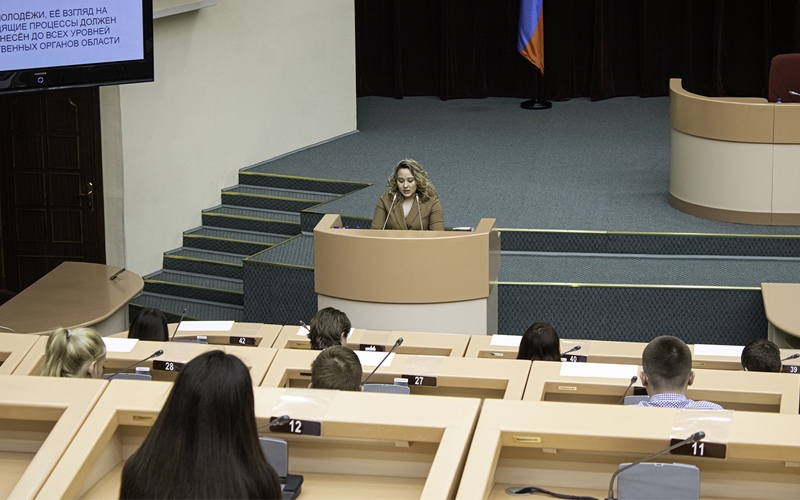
[0,375,107,500]
[13,338,276,385]
[0,332,40,375]
[261,349,531,400]
[39,381,481,500]
[522,361,800,413]
[456,400,800,499]
[274,326,470,357]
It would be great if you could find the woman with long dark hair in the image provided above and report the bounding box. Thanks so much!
[120,351,281,499]
[127,308,169,342]
[517,322,561,362]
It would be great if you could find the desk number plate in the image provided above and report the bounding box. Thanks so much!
[269,417,321,436]
[230,336,256,346]
[153,360,184,372]
[669,439,726,459]
[782,365,799,374]
[561,355,587,363]
[402,374,437,386]
[360,344,386,352]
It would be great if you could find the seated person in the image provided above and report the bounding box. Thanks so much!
[638,335,723,410]
[741,338,781,372]
[310,345,362,391]
[121,351,281,499]
[371,158,444,231]
[308,307,351,350]
[517,322,561,361]
[39,327,106,379]
[128,307,169,342]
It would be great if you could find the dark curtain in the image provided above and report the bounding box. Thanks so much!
[355,0,800,100]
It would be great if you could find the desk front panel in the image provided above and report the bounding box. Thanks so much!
[0,332,40,375]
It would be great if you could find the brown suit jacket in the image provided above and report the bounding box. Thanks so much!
[371,192,445,231]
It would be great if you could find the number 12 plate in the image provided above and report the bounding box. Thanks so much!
[269,417,321,436]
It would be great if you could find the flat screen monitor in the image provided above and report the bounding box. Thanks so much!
[0,0,154,93]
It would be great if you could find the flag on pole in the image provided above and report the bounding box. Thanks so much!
[518,0,544,74]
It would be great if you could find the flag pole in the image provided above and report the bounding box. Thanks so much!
[520,68,551,110]
[518,0,551,110]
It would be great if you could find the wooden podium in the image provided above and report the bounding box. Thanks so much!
[314,214,501,335]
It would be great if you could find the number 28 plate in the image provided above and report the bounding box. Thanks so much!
[269,417,321,436]
[153,360,185,372]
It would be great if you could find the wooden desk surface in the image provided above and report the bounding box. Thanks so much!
[261,349,530,400]
[762,283,800,338]
[457,399,800,500]
[275,326,470,357]
[523,361,800,414]
[0,262,143,335]
[0,333,40,375]
[0,375,107,500]
[13,337,277,385]
[39,381,481,500]
[109,322,283,348]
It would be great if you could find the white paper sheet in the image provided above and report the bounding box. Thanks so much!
[177,321,234,332]
[559,362,639,379]
[102,337,138,353]
[693,345,744,357]
[356,351,395,367]
[490,335,522,347]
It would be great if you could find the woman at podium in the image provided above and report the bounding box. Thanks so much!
[372,159,444,230]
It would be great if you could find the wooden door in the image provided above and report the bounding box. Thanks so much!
[0,87,105,292]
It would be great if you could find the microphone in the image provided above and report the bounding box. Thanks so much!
[258,414,291,430]
[109,268,126,281]
[381,193,398,230]
[782,353,800,362]
[0,325,15,333]
[607,431,705,500]
[104,350,164,380]
[618,375,638,404]
[789,90,800,96]
[561,345,581,357]
[415,194,423,231]
[362,337,404,385]
[169,309,188,341]
[299,320,310,333]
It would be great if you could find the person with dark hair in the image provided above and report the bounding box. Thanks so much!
[310,345,363,391]
[308,307,351,350]
[120,351,281,499]
[638,336,722,410]
[127,308,169,342]
[372,158,444,230]
[741,338,781,372]
[517,322,561,361]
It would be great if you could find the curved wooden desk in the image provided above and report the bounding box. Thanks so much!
[669,78,800,225]
[314,214,501,334]
[762,282,800,348]
[0,262,143,336]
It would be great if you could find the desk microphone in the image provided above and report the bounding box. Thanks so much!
[258,414,291,430]
[782,353,800,362]
[381,194,398,230]
[299,320,310,333]
[0,325,15,333]
[561,345,581,357]
[362,338,404,385]
[105,350,164,380]
[170,309,188,341]
[109,268,126,281]
[789,90,800,96]
[618,376,638,405]
[415,194,423,231]
[607,431,705,500]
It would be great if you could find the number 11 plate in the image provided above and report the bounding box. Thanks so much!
[669,439,726,459]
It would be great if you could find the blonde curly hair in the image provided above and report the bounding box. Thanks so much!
[385,159,437,204]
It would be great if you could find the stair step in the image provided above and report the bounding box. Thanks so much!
[221,185,338,212]
[129,292,244,322]
[202,205,300,235]
[183,226,288,255]
[163,248,246,279]
[143,270,243,305]
[238,171,367,195]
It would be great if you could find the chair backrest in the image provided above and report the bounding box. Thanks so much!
[768,53,800,103]
[363,383,411,395]
[618,462,699,500]
[259,437,288,478]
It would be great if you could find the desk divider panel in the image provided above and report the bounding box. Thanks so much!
[0,333,40,375]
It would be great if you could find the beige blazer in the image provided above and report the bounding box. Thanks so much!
[371,192,444,230]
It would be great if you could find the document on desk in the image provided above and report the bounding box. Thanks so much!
[178,320,235,332]
[356,351,395,367]
[102,337,138,352]
[560,362,639,379]
[693,345,744,357]
[490,335,522,346]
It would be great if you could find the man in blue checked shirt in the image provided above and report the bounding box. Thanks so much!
[638,336,723,410]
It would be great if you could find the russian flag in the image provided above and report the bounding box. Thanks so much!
[518,0,544,73]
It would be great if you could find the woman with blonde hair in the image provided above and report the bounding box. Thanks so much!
[39,327,106,378]
[372,158,444,231]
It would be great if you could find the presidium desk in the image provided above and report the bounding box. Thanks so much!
[669,78,800,225]
[314,214,501,335]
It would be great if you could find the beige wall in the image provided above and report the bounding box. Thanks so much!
[101,0,356,274]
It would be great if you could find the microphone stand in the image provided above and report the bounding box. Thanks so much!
[362,338,404,386]
[381,194,398,230]
[169,309,188,341]
[105,350,164,380]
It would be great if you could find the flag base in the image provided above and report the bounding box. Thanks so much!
[520,99,552,110]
